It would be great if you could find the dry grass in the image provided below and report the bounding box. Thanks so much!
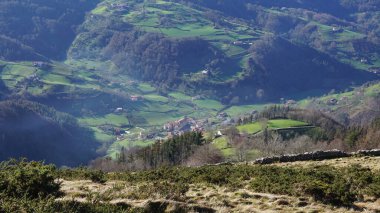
[58,175,379,212]
[274,156,380,171]
[56,156,380,212]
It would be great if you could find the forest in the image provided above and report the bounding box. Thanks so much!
[0,0,98,60]
[0,100,99,166]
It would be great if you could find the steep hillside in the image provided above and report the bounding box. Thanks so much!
[0,100,99,166]
[69,0,379,103]
[243,37,374,99]
[0,0,98,60]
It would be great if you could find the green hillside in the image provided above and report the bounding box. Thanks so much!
[0,0,379,164]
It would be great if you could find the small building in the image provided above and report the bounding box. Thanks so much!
[191,95,202,101]
[33,61,47,68]
[130,95,142,102]
[233,41,243,45]
[115,107,123,113]
[332,26,343,33]
[214,130,223,139]
[110,3,129,10]
[285,100,297,105]
[327,98,338,105]
[201,69,209,75]
[369,67,380,74]
[217,112,228,118]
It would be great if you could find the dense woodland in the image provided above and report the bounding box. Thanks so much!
[104,31,224,84]
[215,36,376,103]
[0,100,99,166]
[0,0,98,60]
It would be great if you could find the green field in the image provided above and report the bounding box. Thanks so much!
[107,138,155,158]
[237,119,308,134]
[91,127,114,143]
[213,119,308,158]
[237,122,262,134]
[144,94,169,103]
[138,83,156,93]
[103,0,261,82]
[79,114,130,127]
[213,136,235,157]
[193,99,224,111]
[168,92,192,101]
[91,5,108,15]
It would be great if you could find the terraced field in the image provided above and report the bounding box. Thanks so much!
[212,119,309,160]
[88,0,264,82]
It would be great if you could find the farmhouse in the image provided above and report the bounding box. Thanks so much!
[33,61,47,68]
[285,100,297,106]
[191,95,202,101]
[233,41,243,45]
[327,98,338,105]
[163,117,205,134]
[110,3,129,10]
[214,130,223,138]
[332,26,343,33]
[201,69,209,75]
[191,123,204,132]
[114,107,123,113]
[130,95,143,101]
[217,112,228,119]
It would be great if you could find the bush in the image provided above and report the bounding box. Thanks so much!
[0,159,60,199]
[133,181,189,201]
[303,172,356,206]
[86,170,107,184]
[61,163,380,207]
[0,196,138,213]
[249,165,380,206]
[58,167,107,184]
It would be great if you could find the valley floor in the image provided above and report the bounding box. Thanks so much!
[58,156,380,213]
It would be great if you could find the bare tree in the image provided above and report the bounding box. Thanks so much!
[185,144,224,167]
[285,135,318,154]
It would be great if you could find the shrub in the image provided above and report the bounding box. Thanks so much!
[135,181,189,201]
[86,170,107,184]
[0,195,138,213]
[303,173,356,206]
[249,165,380,206]
[58,167,107,184]
[0,159,60,199]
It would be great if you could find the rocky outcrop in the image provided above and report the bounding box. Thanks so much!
[254,149,380,165]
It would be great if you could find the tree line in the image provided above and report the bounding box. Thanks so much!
[91,131,224,171]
